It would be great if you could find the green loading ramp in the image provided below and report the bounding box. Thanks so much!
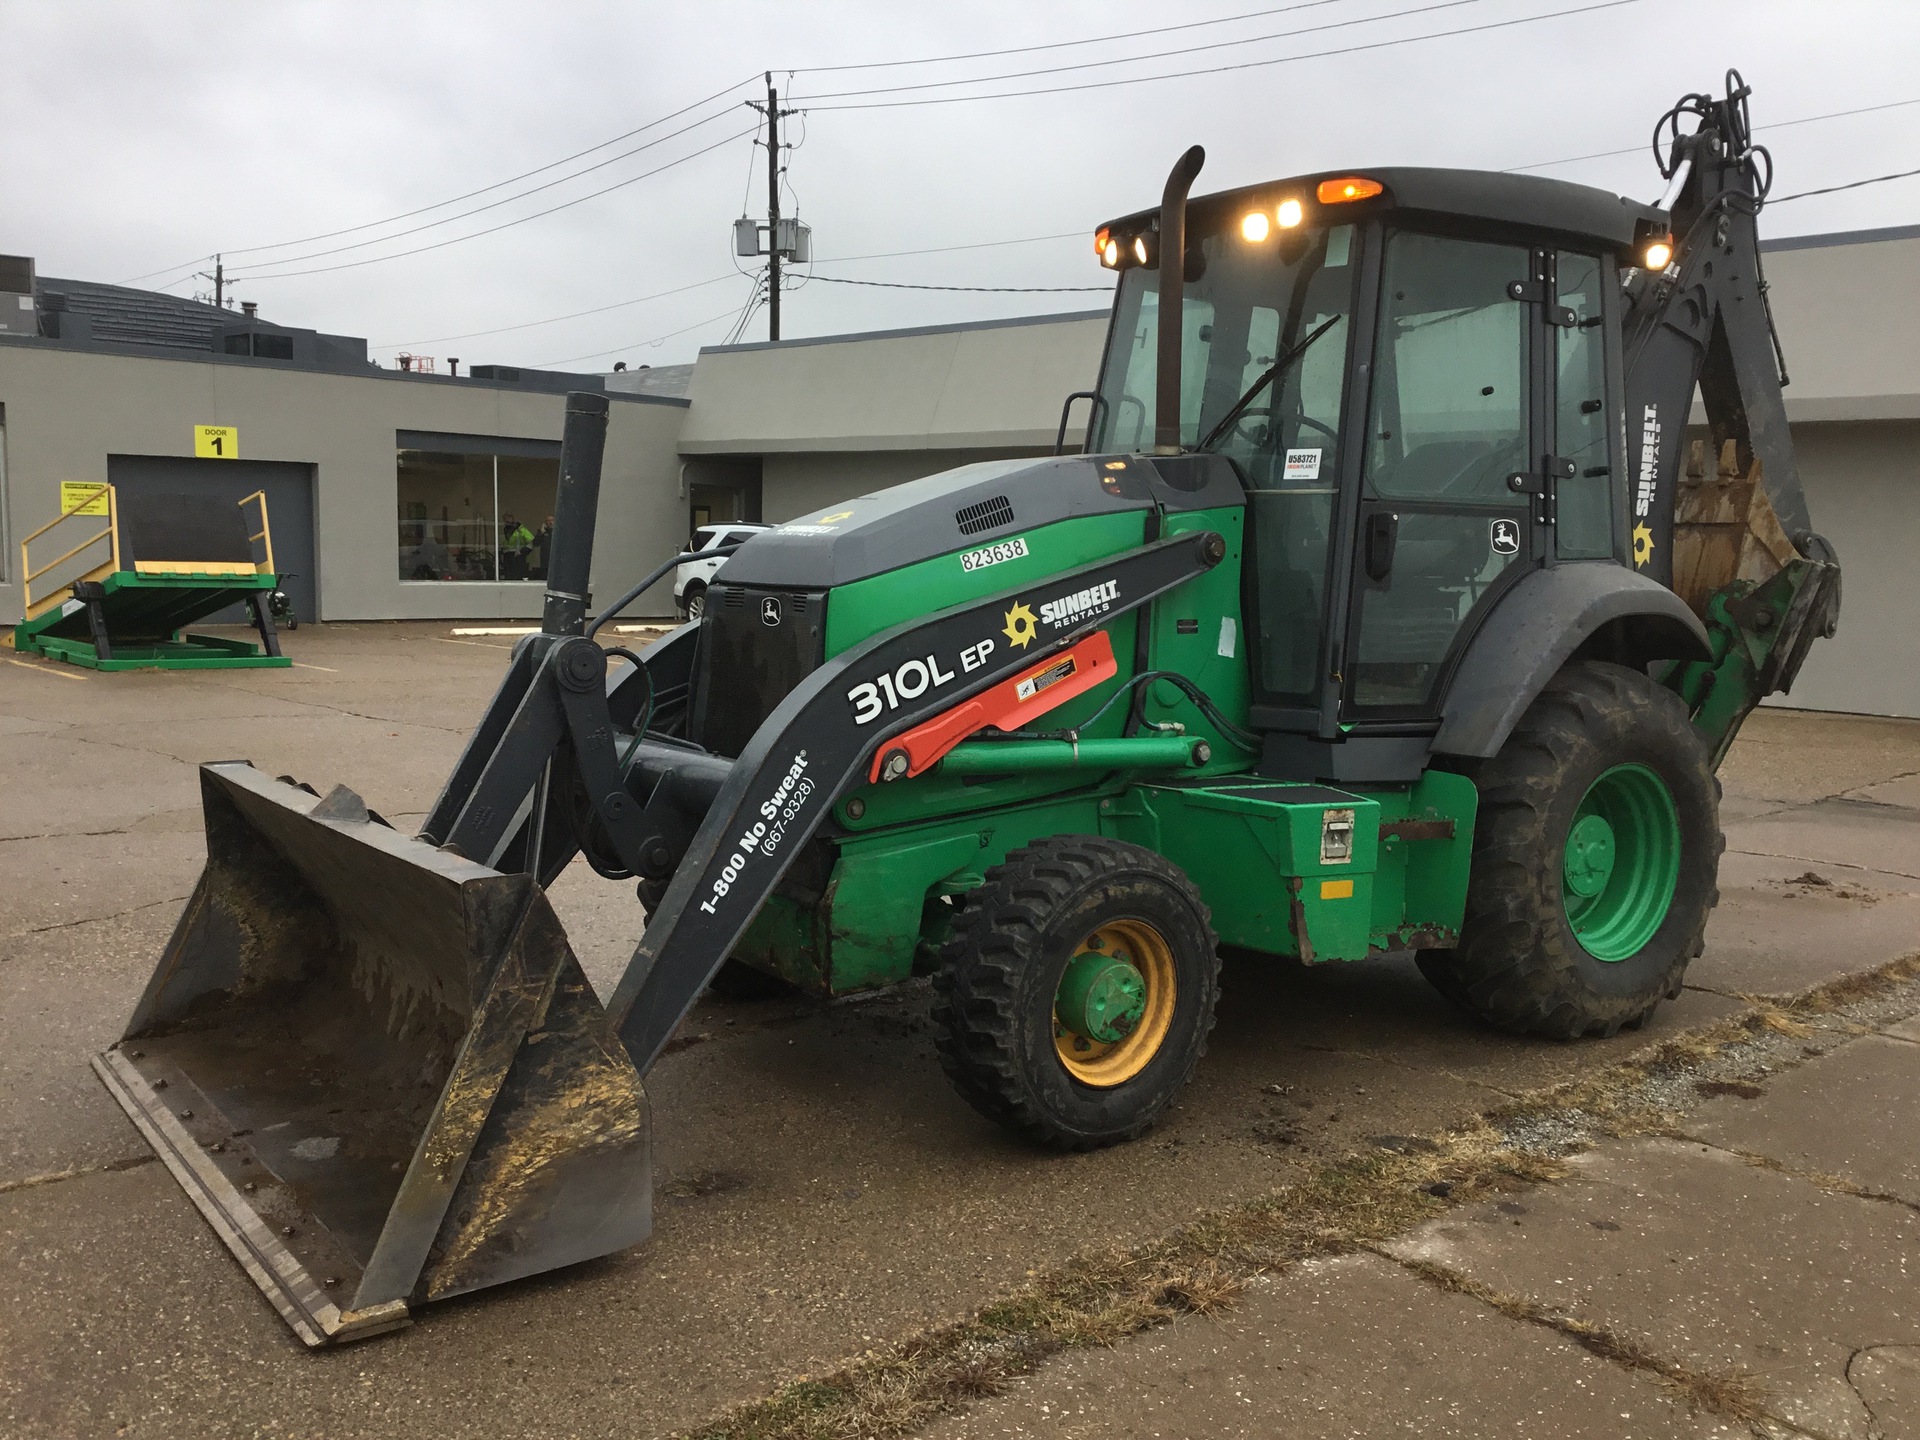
[12,484,291,671]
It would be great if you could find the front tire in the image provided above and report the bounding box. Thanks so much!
[932,836,1220,1150]
[1418,661,1720,1038]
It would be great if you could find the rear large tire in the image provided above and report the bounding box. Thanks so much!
[932,836,1220,1150]
[1418,661,1720,1038]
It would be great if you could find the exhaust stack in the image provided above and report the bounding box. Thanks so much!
[1153,145,1206,456]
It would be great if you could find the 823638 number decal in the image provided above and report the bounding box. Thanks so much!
[959,537,1028,573]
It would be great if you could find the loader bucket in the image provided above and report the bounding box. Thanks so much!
[92,762,651,1346]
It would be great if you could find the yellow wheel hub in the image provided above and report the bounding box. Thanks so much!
[1052,919,1176,1087]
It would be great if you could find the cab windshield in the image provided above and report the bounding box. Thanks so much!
[1090,221,1358,704]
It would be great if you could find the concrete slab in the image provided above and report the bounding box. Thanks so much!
[1216,948,1742,1109]
[1684,1034,1920,1203]
[1689,850,1920,997]
[0,828,200,941]
[0,732,202,842]
[925,1252,1734,1439]
[1885,1014,1920,1043]
[1844,774,1920,810]
[1723,709,1920,806]
[56,712,469,818]
[1385,1136,1920,1440]
[1725,797,1920,889]
[1850,1347,1920,1439]
[0,908,185,1181]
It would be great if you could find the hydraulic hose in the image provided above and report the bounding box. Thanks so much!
[587,542,743,638]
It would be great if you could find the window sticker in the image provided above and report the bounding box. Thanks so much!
[1283,449,1323,481]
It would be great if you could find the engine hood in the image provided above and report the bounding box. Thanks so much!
[716,452,1243,590]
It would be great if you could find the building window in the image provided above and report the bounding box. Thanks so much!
[395,431,560,582]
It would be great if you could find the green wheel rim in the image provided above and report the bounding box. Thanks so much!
[1561,763,1681,962]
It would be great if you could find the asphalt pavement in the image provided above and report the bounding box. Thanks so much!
[3,624,1917,1439]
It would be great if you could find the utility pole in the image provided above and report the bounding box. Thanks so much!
[195,253,227,308]
[733,73,794,343]
[765,74,782,342]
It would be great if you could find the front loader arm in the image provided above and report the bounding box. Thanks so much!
[1621,73,1841,760]
[607,530,1226,1072]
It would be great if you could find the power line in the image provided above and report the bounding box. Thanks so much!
[799,0,1354,72]
[383,236,1094,354]
[800,0,1640,111]
[529,299,755,369]
[812,231,1085,264]
[808,276,1110,293]
[121,74,759,282]
[374,273,738,349]
[1508,95,1920,174]
[797,0,1492,103]
[227,126,756,282]
[230,110,741,277]
[721,275,771,345]
[1772,167,1920,204]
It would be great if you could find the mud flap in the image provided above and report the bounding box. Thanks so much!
[93,762,650,1346]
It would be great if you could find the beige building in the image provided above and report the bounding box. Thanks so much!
[2,223,1916,715]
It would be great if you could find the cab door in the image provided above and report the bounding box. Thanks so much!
[1342,230,1543,718]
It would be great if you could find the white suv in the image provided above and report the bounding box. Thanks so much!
[675,523,770,620]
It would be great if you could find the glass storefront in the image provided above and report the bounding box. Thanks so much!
[395,436,559,583]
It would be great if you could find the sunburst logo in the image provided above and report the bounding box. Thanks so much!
[1002,602,1038,649]
[1632,524,1655,567]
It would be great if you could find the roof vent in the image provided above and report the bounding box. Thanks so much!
[955,494,1016,536]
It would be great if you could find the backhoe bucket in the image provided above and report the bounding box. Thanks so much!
[93,762,651,1346]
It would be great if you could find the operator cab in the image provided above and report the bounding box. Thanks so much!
[1087,169,1664,755]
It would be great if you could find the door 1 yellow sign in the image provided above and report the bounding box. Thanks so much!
[194,425,239,459]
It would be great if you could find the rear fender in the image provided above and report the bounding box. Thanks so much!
[1432,562,1709,760]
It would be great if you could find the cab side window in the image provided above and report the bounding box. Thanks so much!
[1365,232,1529,502]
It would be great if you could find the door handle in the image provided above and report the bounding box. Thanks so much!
[1364,511,1399,583]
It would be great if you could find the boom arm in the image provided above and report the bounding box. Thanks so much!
[1620,71,1841,762]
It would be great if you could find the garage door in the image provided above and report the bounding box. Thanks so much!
[106,456,316,622]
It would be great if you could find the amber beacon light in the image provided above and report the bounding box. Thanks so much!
[1317,176,1383,204]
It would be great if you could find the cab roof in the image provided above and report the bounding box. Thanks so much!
[1100,166,1665,256]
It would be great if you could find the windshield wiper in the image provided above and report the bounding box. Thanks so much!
[1198,313,1344,452]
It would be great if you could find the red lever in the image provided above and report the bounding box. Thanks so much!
[868,631,1119,784]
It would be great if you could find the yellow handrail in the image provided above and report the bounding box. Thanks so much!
[21,483,118,619]
[239,490,275,575]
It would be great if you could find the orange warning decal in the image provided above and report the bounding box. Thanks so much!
[867,630,1118,784]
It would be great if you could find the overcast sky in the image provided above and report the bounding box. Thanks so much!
[6,0,1917,373]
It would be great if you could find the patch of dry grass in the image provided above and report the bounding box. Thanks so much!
[1391,1255,1772,1422]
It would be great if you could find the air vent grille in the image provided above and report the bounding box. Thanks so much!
[722,586,745,610]
[955,494,1016,535]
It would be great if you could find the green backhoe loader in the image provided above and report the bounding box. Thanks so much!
[96,73,1839,1343]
